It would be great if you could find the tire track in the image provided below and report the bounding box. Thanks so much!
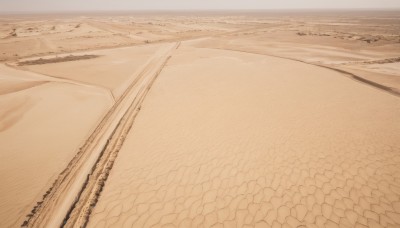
[21,42,179,228]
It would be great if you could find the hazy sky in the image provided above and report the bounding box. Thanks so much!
[1,0,400,12]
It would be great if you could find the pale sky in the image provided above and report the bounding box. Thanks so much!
[0,0,399,12]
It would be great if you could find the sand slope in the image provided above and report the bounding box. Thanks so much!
[88,45,400,227]
[21,43,171,99]
[0,66,113,227]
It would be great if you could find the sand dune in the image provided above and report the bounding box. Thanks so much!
[0,80,46,95]
[0,62,112,227]
[0,65,113,227]
[0,10,399,228]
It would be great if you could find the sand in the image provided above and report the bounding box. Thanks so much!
[87,43,400,228]
[0,64,113,227]
[0,10,399,228]
[21,43,171,99]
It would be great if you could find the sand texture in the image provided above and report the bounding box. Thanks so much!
[87,43,400,228]
[0,10,399,228]
[0,64,113,227]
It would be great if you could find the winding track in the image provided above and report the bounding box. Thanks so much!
[22,42,179,228]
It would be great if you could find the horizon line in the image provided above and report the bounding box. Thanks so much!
[1,8,400,14]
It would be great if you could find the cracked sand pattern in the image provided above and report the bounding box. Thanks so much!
[87,47,400,228]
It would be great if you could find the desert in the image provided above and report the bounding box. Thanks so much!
[0,9,399,228]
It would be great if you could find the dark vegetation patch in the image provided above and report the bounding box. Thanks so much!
[362,57,400,64]
[18,54,100,66]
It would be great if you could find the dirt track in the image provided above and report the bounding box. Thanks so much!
[22,42,179,228]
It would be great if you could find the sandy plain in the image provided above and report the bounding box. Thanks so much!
[0,10,399,228]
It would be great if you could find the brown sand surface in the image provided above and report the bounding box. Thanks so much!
[86,43,400,227]
[0,10,399,227]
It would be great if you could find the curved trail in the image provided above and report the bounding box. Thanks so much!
[22,42,179,228]
[208,47,400,97]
